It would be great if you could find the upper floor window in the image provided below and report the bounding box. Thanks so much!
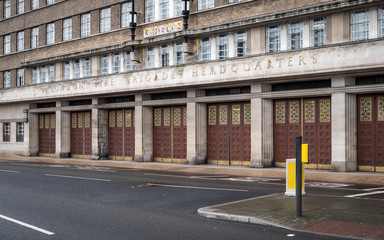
[122,2,132,28]
[3,71,10,88]
[160,45,169,67]
[198,0,214,10]
[17,69,24,86]
[101,55,109,75]
[17,31,24,51]
[31,27,39,48]
[310,17,327,47]
[217,35,228,59]
[4,35,11,54]
[124,52,133,71]
[174,1,182,16]
[235,31,247,57]
[266,25,280,53]
[17,0,24,15]
[40,66,47,83]
[229,0,246,3]
[64,62,71,80]
[47,0,55,5]
[83,58,90,77]
[46,23,55,45]
[4,0,11,18]
[145,47,155,69]
[160,0,169,19]
[74,60,80,79]
[200,37,211,62]
[63,18,72,41]
[31,0,39,10]
[378,7,384,38]
[49,64,54,82]
[3,123,10,142]
[351,10,369,41]
[288,21,303,50]
[100,8,111,33]
[17,122,24,142]
[174,42,184,65]
[145,0,155,22]
[32,67,38,84]
[81,13,91,37]
[113,53,121,73]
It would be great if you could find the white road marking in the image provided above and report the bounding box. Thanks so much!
[345,191,384,198]
[144,173,227,179]
[45,174,111,182]
[0,169,20,173]
[147,183,248,192]
[363,187,384,191]
[0,214,54,235]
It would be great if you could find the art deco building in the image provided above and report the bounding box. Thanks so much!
[0,0,383,172]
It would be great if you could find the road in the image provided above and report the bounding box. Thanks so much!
[0,160,381,240]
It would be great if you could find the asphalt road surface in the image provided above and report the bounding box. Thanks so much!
[1,160,380,240]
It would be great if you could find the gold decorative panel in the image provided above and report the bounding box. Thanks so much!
[45,115,50,129]
[109,111,115,128]
[84,112,91,128]
[378,97,384,122]
[117,111,123,127]
[174,107,181,126]
[154,108,162,127]
[71,113,77,128]
[125,110,132,127]
[164,108,171,126]
[232,105,241,125]
[220,105,228,125]
[183,107,187,126]
[319,99,331,123]
[133,111,135,127]
[360,97,372,122]
[289,101,299,123]
[305,100,315,123]
[78,113,83,128]
[51,114,56,128]
[40,116,44,129]
[209,106,216,125]
[275,101,285,124]
[244,104,251,125]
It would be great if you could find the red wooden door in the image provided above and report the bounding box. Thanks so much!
[71,111,92,158]
[39,113,55,156]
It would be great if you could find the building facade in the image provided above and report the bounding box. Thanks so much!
[0,0,383,172]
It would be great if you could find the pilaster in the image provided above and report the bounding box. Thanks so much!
[28,113,39,156]
[55,101,70,158]
[134,94,153,162]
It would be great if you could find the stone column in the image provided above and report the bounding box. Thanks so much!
[186,90,207,165]
[250,83,273,168]
[91,98,108,159]
[28,113,39,156]
[331,77,357,172]
[55,101,70,158]
[134,94,153,162]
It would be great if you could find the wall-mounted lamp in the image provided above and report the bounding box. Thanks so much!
[23,109,28,122]
[130,0,137,41]
[182,0,190,30]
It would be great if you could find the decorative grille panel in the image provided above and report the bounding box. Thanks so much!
[174,107,181,126]
[319,99,331,122]
[232,105,241,125]
[305,100,315,123]
[40,115,44,129]
[125,110,132,127]
[360,97,372,122]
[276,101,285,123]
[45,115,50,129]
[117,111,123,127]
[183,107,187,126]
[51,114,56,128]
[244,104,251,125]
[289,101,299,123]
[378,97,384,121]
[209,106,216,125]
[72,113,77,128]
[154,108,162,126]
[84,112,91,128]
[109,111,115,127]
[164,108,171,126]
[78,113,83,128]
[220,105,228,125]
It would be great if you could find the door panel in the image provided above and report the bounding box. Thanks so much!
[39,113,55,156]
[71,111,92,158]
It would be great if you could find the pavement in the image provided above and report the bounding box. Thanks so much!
[1,154,384,239]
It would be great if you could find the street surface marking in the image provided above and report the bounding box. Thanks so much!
[0,169,20,173]
[144,173,229,179]
[147,183,248,192]
[0,214,54,235]
[363,187,384,191]
[45,174,111,182]
[345,191,384,198]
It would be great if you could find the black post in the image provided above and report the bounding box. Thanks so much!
[296,136,302,217]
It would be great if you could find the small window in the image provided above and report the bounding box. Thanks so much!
[198,0,214,10]
[63,18,72,41]
[124,52,133,71]
[31,27,39,48]
[310,17,327,47]
[121,2,132,28]
[74,60,80,79]
[4,35,11,54]
[266,25,280,53]
[64,62,71,80]
[100,8,111,33]
[200,37,211,62]
[145,0,155,22]
[160,45,169,67]
[17,0,24,15]
[113,53,121,73]
[4,0,11,18]
[145,47,155,69]
[160,0,169,19]
[3,123,10,142]
[217,35,228,59]
[229,0,246,3]
[174,0,182,16]
[17,123,24,142]
[379,7,384,38]
[32,67,38,84]
[174,42,184,65]
[235,31,247,57]
[288,21,303,50]
[81,13,91,37]
[46,0,55,5]
[101,55,109,75]
[17,31,25,51]
[40,66,47,83]
[49,64,55,82]
[351,10,369,41]
[83,58,90,77]
[31,0,39,10]
[3,71,10,88]
[47,23,55,45]
[17,69,24,86]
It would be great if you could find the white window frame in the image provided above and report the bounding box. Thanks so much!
[31,0,39,10]
[46,0,55,5]
[100,8,111,33]
[113,53,121,73]
[3,123,10,142]
[229,0,246,3]
[32,67,38,84]
[145,0,155,22]
[17,0,24,15]
[351,9,370,41]
[145,47,155,69]
[288,21,303,50]
[4,35,11,54]
[310,17,327,47]
[40,66,47,83]
[101,55,109,75]
[200,37,211,62]
[3,71,10,88]
[235,31,247,57]
[17,31,24,52]
[160,0,169,19]
[63,18,72,41]
[266,25,280,53]
[31,27,39,48]
[17,69,24,86]
[160,45,170,67]
[64,62,71,80]
[122,2,132,28]
[81,13,91,37]
[174,42,184,65]
[74,60,80,79]
[174,0,182,16]
[49,64,54,82]
[46,23,55,45]
[124,52,133,71]
[17,122,24,142]
[217,34,229,59]
[4,0,11,18]
[380,7,384,38]
[83,58,90,77]
[198,0,214,11]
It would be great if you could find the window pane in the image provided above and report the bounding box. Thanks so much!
[81,14,91,37]
[3,71,10,88]
[74,60,80,79]
[198,0,214,10]
[145,47,154,68]
[160,0,169,19]
[113,53,121,73]
[200,37,211,61]
[17,122,24,142]
[49,64,55,82]
[83,58,90,77]
[351,10,369,41]
[40,66,47,83]
[160,45,169,67]
[101,55,109,74]
[289,22,302,50]
[47,23,55,45]
[4,0,11,18]
[145,0,155,22]
[100,8,111,33]
[64,62,71,80]
[63,18,72,41]
[174,42,184,65]
[17,31,24,51]
[122,2,132,28]
[124,52,133,71]
[32,27,39,48]
[17,0,24,14]
[217,35,228,59]
[311,17,327,47]
[4,35,11,54]
[17,69,25,86]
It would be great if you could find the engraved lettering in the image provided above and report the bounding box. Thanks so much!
[202,67,206,76]
[243,62,251,71]
[312,53,318,64]
[288,57,293,66]
[277,58,284,68]
[267,59,273,69]
[210,66,216,75]
[192,68,198,77]
[231,64,238,73]
[299,56,306,65]
[154,74,158,81]
[255,61,262,70]
[172,71,176,79]
[162,72,168,80]
[220,65,226,74]
[145,74,151,82]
